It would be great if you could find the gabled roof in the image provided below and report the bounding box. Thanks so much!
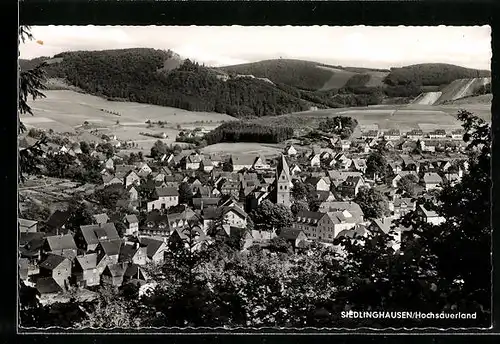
[45,210,71,229]
[338,224,369,238]
[319,201,364,219]
[81,223,120,246]
[45,234,77,251]
[119,243,143,262]
[231,154,257,166]
[222,204,248,219]
[155,187,179,197]
[295,211,326,224]
[279,228,305,240]
[124,214,139,224]
[370,218,392,234]
[19,218,38,229]
[115,164,136,174]
[104,263,126,277]
[99,239,123,257]
[139,237,166,259]
[76,253,97,270]
[40,253,68,270]
[36,277,63,294]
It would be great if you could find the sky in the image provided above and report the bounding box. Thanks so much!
[19,25,492,70]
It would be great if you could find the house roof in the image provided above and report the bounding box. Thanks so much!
[371,218,392,234]
[328,210,357,225]
[423,172,443,184]
[124,214,139,224]
[222,205,247,219]
[124,263,145,278]
[39,254,67,270]
[36,277,63,294]
[115,164,136,174]
[337,224,369,238]
[19,218,38,229]
[418,204,441,218]
[192,197,220,209]
[139,237,165,258]
[119,243,143,262]
[45,210,71,229]
[295,210,326,224]
[279,228,305,240]
[231,154,257,166]
[104,263,127,277]
[328,170,362,182]
[45,234,77,251]
[81,223,120,246]
[76,253,97,270]
[155,187,179,197]
[99,239,123,257]
[319,201,364,219]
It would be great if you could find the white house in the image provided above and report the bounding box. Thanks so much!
[147,187,179,211]
[423,172,443,191]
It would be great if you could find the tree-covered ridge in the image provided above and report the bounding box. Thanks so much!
[384,63,491,86]
[27,49,312,118]
[204,122,294,145]
[219,59,335,91]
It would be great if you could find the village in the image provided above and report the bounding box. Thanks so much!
[18,122,471,306]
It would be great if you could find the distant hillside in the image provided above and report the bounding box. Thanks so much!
[219,59,390,91]
[21,49,313,118]
[384,63,491,87]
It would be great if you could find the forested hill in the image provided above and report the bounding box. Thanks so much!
[383,63,491,86]
[20,48,312,118]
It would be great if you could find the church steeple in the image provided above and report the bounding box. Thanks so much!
[275,155,291,207]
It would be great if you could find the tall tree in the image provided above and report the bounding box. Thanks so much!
[251,199,293,233]
[18,26,48,181]
[354,187,390,219]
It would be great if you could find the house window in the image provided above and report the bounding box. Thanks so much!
[280,185,283,190]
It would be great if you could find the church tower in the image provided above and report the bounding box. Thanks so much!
[275,154,292,207]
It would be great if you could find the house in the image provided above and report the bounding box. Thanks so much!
[124,170,141,187]
[220,180,240,199]
[253,155,270,170]
[384,140,396,150]
[351,159,367,174]
[167,207,197,232]
[230,154,257,172]
[139,210,171,237]
[420,140,438,153]
[184,154,203,170]
[417,204,446,225]
[101,263,127,287]
[391,197,416,219]
[391,171,419,188]
[200,158,214,172]
[304,177,330,192]
[136,162,153,176]
[39,253,72,289]
[451,129,464,140]
[278,228,308,249]
[290,164,302,176]
[222,205,248,229]
[43,234,78,259]
[402,157,420,173]
[293,210,357,241]
[45,210,71,235]
[192,197,220,210]
[338,176,366,198]
[103,175,123,186]
[79,223,120,252]
[119,242,148,266]
[360,142,371,154]
[127,184,139,202]
[72,253,100,287]
[95,239,123,274]
[123,264,148,284]
[93,213,109,225]
[318,201,365,223]
[124,214,139,236]
[361,130,379,140]
[429,129,447,139]
[285,145,297,156]
[147,187,179,211]
[139,237,168,264]
[19,218,38,233]
[406,129,424,140]
[368,218,405,251]
[384,129,401,141]
[423,172,443,191]
[328,171,363,187]
[338,140,351,151]
[309,153,321,167]
[169,227,210,251]
[36,277,64,305]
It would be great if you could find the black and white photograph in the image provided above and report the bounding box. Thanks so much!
[17,25,492,330]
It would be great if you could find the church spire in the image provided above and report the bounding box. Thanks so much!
[276,154,291,181]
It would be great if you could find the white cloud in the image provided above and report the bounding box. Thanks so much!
[19,25,492,70]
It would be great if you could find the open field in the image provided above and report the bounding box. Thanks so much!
[24,90,236,130]
[318,66,357,91]
[201,142,284,157]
